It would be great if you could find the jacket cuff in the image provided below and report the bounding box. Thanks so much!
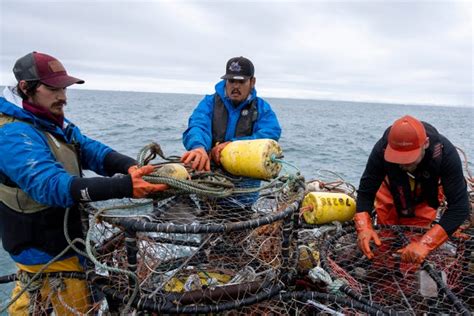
[70,175,133,203]
[103,151,137,176]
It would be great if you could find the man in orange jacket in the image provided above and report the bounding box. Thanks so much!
[354,115,469,265]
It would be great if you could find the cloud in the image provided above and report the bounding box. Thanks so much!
[1,0,472,106]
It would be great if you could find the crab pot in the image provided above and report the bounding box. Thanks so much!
[91,185,305,313]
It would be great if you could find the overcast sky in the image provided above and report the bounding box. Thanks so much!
[0,0,472,106]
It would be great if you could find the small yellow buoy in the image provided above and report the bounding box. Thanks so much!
[163,272,232,292]
[298,243,320,271]
[220,139,282,180]
[154,163,190,180]
[301,191,356,224]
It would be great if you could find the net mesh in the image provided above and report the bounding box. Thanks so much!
[318,225,473,314]
[84,175,304,313]
[0,144,472,314]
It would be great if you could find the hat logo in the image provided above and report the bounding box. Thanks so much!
[393,141,414,147]
[229,62,242,72]
[48,60,65,73]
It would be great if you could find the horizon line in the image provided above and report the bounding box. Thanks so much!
[1,84,471,109]
[69,86,473,109]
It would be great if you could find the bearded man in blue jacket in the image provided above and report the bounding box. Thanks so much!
[0,52,167,314]
[181,56,281,171]
[181,56,281,205]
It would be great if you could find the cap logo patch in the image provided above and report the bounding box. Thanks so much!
[48,60,66,73]
[393,141,414,147]
[229,61,242,72]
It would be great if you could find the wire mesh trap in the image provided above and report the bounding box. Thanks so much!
[315,225,473,315]
[1,143,472,314]
[85,175,305,314]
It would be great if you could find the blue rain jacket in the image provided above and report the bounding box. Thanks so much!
[0,97,113,208]
[183,80,281,151]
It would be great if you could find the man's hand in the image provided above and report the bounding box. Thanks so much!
[397,224,448,265]
[130,165,168,198]
[180,147,210,171]
[210,141,231,165]
[354,212,382,260]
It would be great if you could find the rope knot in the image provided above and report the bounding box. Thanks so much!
[17,270,42,293]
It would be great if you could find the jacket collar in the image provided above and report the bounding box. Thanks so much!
[0,87,69,135]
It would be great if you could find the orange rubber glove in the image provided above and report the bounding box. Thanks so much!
[354,212,382,260]
[130,165,168,198]
[180,147,210,171]
[210,141,230,165]
[128,165,138,174]
[397,224,448,265]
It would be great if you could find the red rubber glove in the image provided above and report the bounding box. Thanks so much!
[180,147,210,171]
[130,165,168,198]
[397,224,448,265]
[354,212,382,260]
[210,141,230,165]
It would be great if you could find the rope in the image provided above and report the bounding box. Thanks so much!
[308,266,333,285]
[85,207,139,315]
[132,142,304,199]
[272,155,300,175]
[306,266,395,315]
[0,237,85,313]
[89,175,299,219]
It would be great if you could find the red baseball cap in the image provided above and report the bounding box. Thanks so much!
[384,115,427,164]
[13,52,84,88]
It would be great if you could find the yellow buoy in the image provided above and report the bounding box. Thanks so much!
[302,191,356,224]
[220,139,282,180]
[154,163,190,180]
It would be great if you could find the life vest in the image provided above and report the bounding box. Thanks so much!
[212,94,258,146]
[0,113,81,213]
[384,123,443,217]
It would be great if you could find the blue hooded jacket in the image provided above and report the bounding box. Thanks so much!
[0,96,113,208]
[183,80,281,151]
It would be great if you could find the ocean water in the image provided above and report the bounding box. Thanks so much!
[64,89,473,185]
[0,88,473,303]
